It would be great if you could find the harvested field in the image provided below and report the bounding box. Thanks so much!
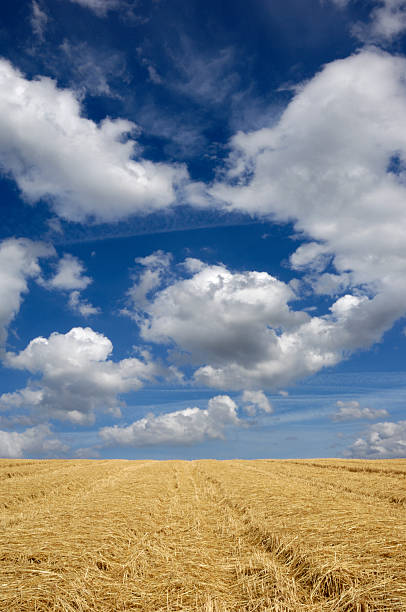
[1,459,406,611]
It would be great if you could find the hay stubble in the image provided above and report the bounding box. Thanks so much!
[1,459,405,611]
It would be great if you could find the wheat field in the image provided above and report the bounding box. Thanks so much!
[1,459,405,611]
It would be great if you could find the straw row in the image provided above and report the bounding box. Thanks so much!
[1,458,405,610]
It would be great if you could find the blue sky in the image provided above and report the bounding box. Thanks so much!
[0,0,406,460]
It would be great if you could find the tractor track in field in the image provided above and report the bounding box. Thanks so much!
[182,462,324,611]
[195,463,368,612]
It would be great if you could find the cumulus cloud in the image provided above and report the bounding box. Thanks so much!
[241,390,273,416]
[46,254,91,291]
[347,420,406,458]
[99,395,240,446]
[0,59,187,223]
[41,253,99,317]
[332,400,389,421]
[206,50,406,371]
[1,327,160,424]
[0,425,67,458]
[0,238,53,351]
[211,50,406,291]
[126,254,406,389]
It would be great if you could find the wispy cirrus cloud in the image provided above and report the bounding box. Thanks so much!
[66,0,131,17]
[58,41,129,98]
[31,0,48,41]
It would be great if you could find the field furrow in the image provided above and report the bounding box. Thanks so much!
[201,461,406,610]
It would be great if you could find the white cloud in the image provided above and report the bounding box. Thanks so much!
[131,255,308,387]
[46,254,91,291]
[206,50,406,373]
[211,50,406,291]
[99,395,240,446]
[332,400,389,421]
[0,59,187,223]
[0,425,67,458]
[352,1,406,43]
[125,251,172,312]
[0,387,44,409]
[68,291,100,317]
[2,327,160,424]
[242,390,273,416]
[67,0,126,17]
[41,253,99,317]
[31,1,48,40]
[347,420,406,457]
[0,238,53,351]
[324,0,406,43]
[127,254,399,389]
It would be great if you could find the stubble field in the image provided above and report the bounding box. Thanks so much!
[1,459,406,611]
